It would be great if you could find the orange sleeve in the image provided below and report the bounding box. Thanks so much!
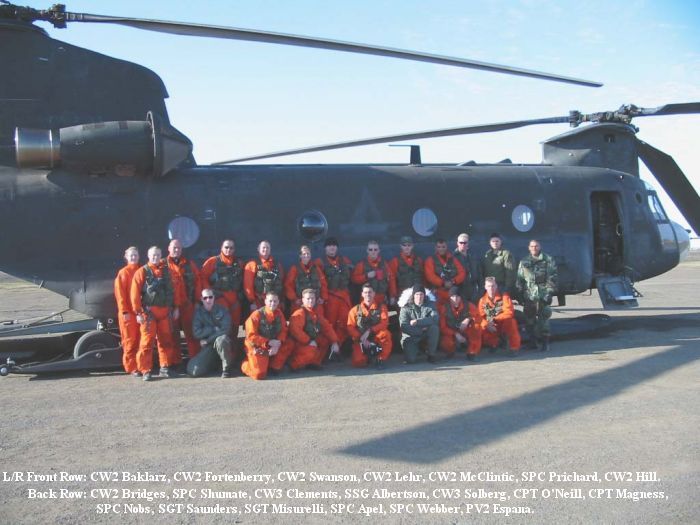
[424,257,442,288]
[114,269,130,314]
[319,315,339,343]
[317,267,329,301]
[130,268,145,315]
[469,302,482,325]
[387,258,398,297]
[438,304,455,336]
[243,260,258,303]
[284,265,299,302]
[169,262,187,307]
[347,306,361,340]
[495,294,515,321]
[277,310,288,343]
[200,257,216,290]
[288,309,311,344]
[452,257,466,286]
[372,305,390,333]
[190,260,202,300]
[385,262,397,299]
[351,260,367,285]
[245,311,268,348]
[478,297,489,329]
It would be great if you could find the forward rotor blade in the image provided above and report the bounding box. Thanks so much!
[637,138,700,234]
[634,102,700,117]
[214,116,571,164]
[62,12,601,87]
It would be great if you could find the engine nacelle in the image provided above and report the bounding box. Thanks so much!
[14,111,192,177]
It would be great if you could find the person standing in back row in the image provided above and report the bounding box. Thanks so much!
[114,246,141,376]
[481,232,516,294]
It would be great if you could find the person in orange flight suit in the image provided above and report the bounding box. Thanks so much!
[424,238,466,305]
[244,240,285,310]
[388,235,424,298]
[478,276,521,355]
[347,283,393,368]
[314,237,353,347]
[288,289,340,371]
[166,239,201,358]
[130,246,181,381]
[201,239,244,336]
[241,291,292,380]
[351,240,396,306]
[114,246,141,376]
[284,245,328,315]
[439,286,482,360]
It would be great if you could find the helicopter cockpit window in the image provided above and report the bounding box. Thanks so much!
[168,216,200,248]
[298,210,328,242]
[647,193,669,223]
[412,208,438,237]
[511,204,535,232]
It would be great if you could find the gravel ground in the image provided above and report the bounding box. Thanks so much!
[0,260,698,524]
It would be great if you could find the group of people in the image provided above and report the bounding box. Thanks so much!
[114,233,557,381]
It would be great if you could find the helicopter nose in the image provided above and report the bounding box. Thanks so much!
[672,222,691,261]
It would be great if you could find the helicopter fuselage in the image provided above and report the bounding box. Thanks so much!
[0,161,685,319]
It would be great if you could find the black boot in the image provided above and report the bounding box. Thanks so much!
[525,327,538,350]
[541,337,550,352]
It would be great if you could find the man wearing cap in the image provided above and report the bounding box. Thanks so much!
[424,238,466,305]
[516,239,558,351]
[347,283,393,368]
[454,233,483,303]
[439,286,482,360]
[351,240,396,306]
[479,276,521,355]
[314,237,353,346]
[481,233,516,294]
[389,235,424,297]
[399,286,440,364]
[189,288,234,378]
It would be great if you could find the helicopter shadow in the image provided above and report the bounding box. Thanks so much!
[337,315,699,463]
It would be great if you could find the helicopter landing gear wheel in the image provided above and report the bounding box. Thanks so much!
[0,366,9,376]
[73,330,118,359]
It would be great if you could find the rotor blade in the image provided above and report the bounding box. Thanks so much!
[634,102,700,117]
[214,116,569,164]
[62,12,602,88]
[637,138,700,234]
[214,116,571,164]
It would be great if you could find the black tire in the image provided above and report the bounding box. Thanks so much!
[73,330,118,359]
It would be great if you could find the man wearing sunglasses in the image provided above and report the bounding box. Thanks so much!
[454,233,483,303]
[189,288,234,378]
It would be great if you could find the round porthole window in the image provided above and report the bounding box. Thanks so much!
[412,208,438,237]
[511,205,535,232]
[168,216,200,248]
[298,210,328,242]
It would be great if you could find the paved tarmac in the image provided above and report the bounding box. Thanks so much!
[0,259,698,524]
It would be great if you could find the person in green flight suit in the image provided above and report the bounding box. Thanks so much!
[516,239,558,351]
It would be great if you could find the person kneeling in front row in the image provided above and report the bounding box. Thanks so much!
[189,288,234,378]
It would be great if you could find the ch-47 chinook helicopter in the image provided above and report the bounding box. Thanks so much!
[0,3,698,374]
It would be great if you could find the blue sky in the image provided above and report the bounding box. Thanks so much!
[20,0,700,233]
